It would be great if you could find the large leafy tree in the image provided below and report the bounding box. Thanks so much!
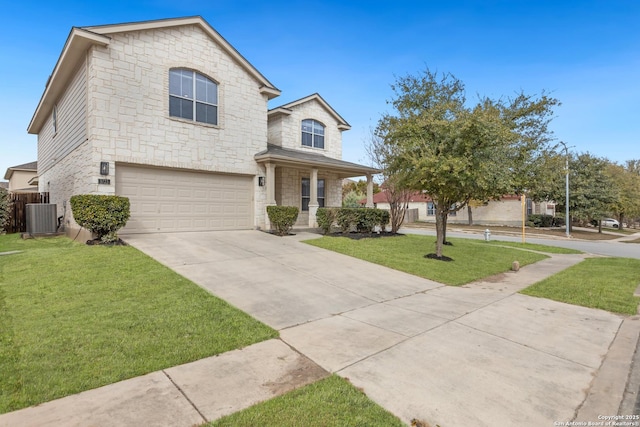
[606,160,640,229]
[377,69,559,258]
[543,152,616,232]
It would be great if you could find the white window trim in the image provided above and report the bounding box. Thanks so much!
[301,119,325,149]
[169,68,219,126]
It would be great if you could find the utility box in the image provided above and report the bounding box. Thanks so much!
[26,204,58,234]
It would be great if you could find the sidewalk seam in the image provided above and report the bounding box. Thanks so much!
[162,370,208,424]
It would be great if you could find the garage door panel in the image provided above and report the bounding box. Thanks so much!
[116,165,254,233]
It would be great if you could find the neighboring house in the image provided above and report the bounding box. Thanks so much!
[27,16,377,237]
[3,161,38,193]
[372,191,555,227]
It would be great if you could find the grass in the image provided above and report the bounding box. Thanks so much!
[305,234,549,285]
[0,234,277,414]
[208,375,405,427]
[521,257,640,315]
[485,240,582,254]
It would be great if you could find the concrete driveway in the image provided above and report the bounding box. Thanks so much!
[124,230,633,427]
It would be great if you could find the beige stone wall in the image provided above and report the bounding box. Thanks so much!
[39,24,272,229]
[38,141,94,238]
[268,99,343,160]
[275,167,341,226]
[85,25,269,176]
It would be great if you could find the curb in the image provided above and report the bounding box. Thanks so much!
[575,316,640,422]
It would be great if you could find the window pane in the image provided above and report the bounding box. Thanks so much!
[196,75,207,102]
[301,120,313,133]
[170,96,193,120]
[181,71,193,99]
[427,202,435,215]
[317,179,325,198]
[313,135,324,149]
[196,103,217,125]
[301,132,313,147]
[313,121,324,135]
[302,198,309,211]
[169,70,182,96]
[318,197,325,208]
[301,178,310,197]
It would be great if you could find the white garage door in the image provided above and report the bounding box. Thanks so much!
[116,165,253,233]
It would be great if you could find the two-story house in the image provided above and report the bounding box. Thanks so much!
[27,16,377,238]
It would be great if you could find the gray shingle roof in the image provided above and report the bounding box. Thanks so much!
[254,144,379,176]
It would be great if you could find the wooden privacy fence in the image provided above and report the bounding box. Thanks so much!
[3,192,50,234]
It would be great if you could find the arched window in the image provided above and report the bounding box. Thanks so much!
[169,68,218,125]
[301,119,324,149]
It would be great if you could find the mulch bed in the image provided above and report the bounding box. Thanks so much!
[86,238,128,246]
[326,231,404,240]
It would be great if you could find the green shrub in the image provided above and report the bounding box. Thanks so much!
[70,195,130,243]
[527,214,554,228]
[267,205,299,236]
[316,207,338,235]
[553,214,565,227]
[0,188,9,233]
[335,208,389,234]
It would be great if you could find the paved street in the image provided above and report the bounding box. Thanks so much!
[402,226,640,259]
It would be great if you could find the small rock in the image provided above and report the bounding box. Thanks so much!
[512,261,520,272]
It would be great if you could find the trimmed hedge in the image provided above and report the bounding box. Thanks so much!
[70,195,130,243]
[267,205,299,236]
[527,214,555,228]
[316,207,338,235]
[331,207,390,234]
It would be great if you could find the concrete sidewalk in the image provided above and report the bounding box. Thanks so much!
[1,230,638,427]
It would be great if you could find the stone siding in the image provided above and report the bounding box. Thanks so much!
[268,99,343,160]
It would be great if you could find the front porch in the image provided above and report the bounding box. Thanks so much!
[255,144,379,229]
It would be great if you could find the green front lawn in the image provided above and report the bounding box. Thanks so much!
[208,375,404,427]
[521,257,640,315]
[0,235,277,414]
[305,235,549,285]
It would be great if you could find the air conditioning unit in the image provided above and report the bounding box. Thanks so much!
[26,204,58,234]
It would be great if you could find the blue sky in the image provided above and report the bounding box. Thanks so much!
[1,1,638,179]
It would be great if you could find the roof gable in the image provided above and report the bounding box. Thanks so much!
[4,161,38,180]
[28,16,281,134]
[268,93,351,130]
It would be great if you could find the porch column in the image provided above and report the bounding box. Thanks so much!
[266,163,276,205]
[309,168,319,227]
[366,173,374,208]
[265,162,276,230]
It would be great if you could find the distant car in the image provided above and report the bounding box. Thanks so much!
[597,218,620,228]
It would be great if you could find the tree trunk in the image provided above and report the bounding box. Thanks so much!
[619,214,625,230]
[434,205,447,257]
[442,211,448,244]
[467,205,473,226]
[598,220,602,234]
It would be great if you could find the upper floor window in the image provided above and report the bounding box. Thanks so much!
[301,119,324,149]
[169,69,218,126]
[52,105,58,134]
